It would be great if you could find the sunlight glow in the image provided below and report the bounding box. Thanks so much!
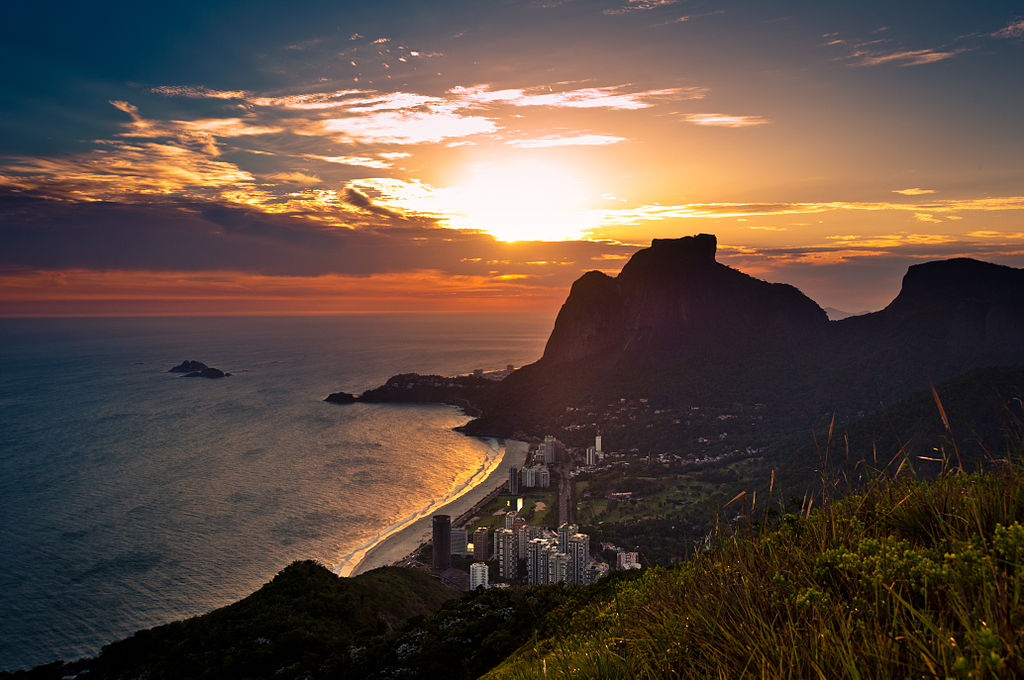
[440,160,596,242]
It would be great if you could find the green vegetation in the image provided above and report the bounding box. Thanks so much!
[4,562,456,680]
[486,436,1024,678]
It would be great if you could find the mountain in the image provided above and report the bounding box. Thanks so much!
[460,235,1024,442]
[541,234,826,364]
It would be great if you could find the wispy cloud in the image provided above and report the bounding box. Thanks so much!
[893,188,935,195]
[303,154,394,169]
[604,0,680,15]
[683,113,770,127]
[151,85,249,99]
[450,84,703,110]
[848,47,965,67]
[505,134,626,148]
[311,110,498,145]
[589,196,1024,226]
[263,172,321,184]
[0,142,256,198]
[993,19,1024,39]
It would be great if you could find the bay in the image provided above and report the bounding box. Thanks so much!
[0,314,550,670]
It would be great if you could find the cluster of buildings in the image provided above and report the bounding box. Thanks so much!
[427,434,642,592]
[486,515,609,588]
[434,509,612,591]
[508,463,550,494]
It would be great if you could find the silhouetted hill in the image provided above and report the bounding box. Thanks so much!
[5,562,455,680]
[460,236,1024,442]
[542,234,826,364]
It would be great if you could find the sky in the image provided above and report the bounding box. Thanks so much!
[1,0,1022,317]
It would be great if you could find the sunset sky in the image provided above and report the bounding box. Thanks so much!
[2,1,1022,316]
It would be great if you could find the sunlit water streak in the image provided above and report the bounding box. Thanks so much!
[0,314,549,670]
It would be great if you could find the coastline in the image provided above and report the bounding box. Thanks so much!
[337,438,529,577]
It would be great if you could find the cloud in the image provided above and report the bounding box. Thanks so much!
[264,172,321,184]
[604,0,680,15]
[893,188,935,195]
[303,154,393,169]
[588,196,1024,226]
[0,142,256,198]
[683,113,770,127]
[344,187,405,218]
[0,189,640,313]
[0,268,572,316]
[151,85,249,99]
[505,134,627,148]
[993,19,1024,39]
[850,47,965,66]
[313,110,498,145]
[449,84,704,110]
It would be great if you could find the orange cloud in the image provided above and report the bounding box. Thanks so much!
[504,134,626,148]
[449,84,703,110]
[683,113,770,127]
[893,187,935,195]
[0,269,567,317]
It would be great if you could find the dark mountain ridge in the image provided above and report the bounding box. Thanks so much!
[459,234,1024,441]
[541,234,826,364]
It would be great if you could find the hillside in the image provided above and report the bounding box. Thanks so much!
[487,440,1024,679]
[2,562,456,680]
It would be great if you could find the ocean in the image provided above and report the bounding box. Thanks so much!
[0,314,551,671]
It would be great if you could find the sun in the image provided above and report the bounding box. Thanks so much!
[441,159,596,242]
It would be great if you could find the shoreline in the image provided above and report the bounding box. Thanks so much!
[339,438,529,577]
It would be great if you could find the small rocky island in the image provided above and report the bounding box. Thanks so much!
[169,360,231,379]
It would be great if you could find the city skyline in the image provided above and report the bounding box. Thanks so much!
[2,1,1023,316]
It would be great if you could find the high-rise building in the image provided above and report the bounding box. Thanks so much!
[537,466,550,488]
[585,446,596,466]
[595,434,602,455]
[513,517,527,556]
[473,526,489,561]
[584,561,610,584]
[541,435,556,464]
[508,466,520,495]
[521,465,537,488]
[557,523,578,553]
[470,562,489,590]
[451,527,468,556]
[495,527,518,580]
[432,515,451,571]
[567,532,589,585]
[505,510,518,530]
[617,551,641,570]
[547,550,568,584]
[526,537,551,585]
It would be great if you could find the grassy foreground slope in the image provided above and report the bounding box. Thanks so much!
[488,443,1024,678]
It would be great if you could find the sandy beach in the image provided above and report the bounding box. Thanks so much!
[341,439,529,576]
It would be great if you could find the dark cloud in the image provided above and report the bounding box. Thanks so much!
[0,189,634,282]
[344,188,404,219]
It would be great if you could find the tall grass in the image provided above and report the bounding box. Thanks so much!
[485,401,1024,679]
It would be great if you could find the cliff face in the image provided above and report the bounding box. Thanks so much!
[541,234,827,365]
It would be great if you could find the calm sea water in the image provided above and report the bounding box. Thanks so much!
[0,314,551,671]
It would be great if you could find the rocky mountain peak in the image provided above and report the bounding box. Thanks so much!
[541,234,826,364]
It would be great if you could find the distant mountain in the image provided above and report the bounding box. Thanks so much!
[824,306,869,320]
[461,235,1024,441]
